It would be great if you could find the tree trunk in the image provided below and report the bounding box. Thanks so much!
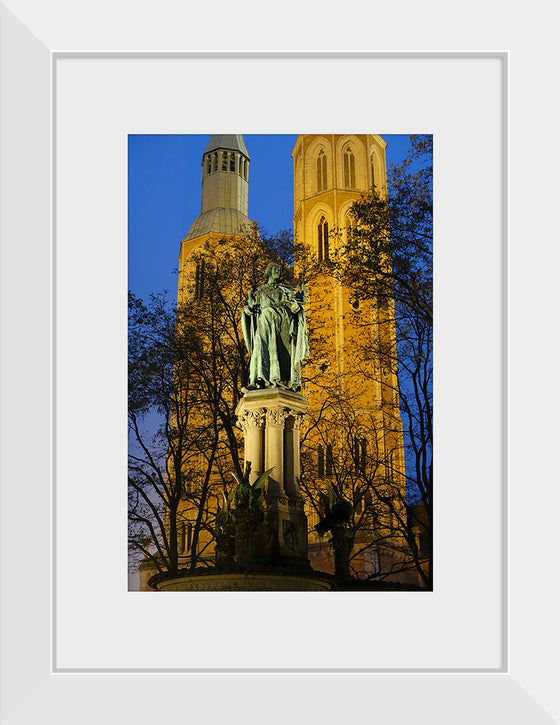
[332,526,353,580]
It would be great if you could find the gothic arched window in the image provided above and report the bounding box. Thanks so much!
[194,258,205,299]
[212,152,218,172]
[206,155,212,175]
[230,153,236,172]
[345,210,357,249]
[343,145,356,188]
[316,148,327,192]
[387,451,394,478]
[317,445,325,476]
[354,437,360,471]
[353,437,367,471]
[326,444,334,476]
[317,216,329,262]
[361,438,367,469]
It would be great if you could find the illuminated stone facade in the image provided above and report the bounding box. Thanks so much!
[292,135,407,579]
[139,134,409,588]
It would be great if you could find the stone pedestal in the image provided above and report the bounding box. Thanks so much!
[154,572,333,591]
[236,388,309,567]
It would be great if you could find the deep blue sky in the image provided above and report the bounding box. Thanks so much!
[128,134,412,301]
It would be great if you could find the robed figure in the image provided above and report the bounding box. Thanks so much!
[242,262,309,391]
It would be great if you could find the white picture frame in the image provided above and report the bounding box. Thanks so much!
[1,1,558,723]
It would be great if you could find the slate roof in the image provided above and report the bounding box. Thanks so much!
[203,135,250,158]
[183,208,253,241]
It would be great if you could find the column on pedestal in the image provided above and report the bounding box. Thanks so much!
[237,409,265,484]
[284,412,304,498]
[264,408,289,496]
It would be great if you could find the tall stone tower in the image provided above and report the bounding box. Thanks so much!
[291,134,407,578]
[138,134,408,589]
[177,134,253,307]
[139,136,253,590]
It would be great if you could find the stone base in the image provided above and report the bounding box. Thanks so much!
[264,494,308,565]
[232,388,311,571]
[232,497,308,569]
[154,572,333,591]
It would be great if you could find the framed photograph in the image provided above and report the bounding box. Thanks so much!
[1,1,558,723]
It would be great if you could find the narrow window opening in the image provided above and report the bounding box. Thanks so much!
[344,146,355,187]
[317,217,329,262]
[194,259,205,299]
[326,444,334,476]
[354,437,360,471]
[323,220,329,261]
[316,149,327,192]
[317,445,325,476]
[230,153,236,171]
[387,451,394,478]
[354,437,366,471]
[346,212,357,254]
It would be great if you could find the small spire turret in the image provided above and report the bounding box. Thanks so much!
[184,135,252,241]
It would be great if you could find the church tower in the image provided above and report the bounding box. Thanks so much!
[138,136,255,589]
[292,135,407,578]
[177,134,253,307]
[292,135,390,400]
[138,134,409,589]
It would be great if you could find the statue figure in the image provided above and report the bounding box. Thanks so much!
[230,461,274,514]
[241,262,309,391]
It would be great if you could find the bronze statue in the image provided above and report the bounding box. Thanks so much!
[241,262,309,391]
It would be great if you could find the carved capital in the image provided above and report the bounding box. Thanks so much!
[265,408,290,427]
[291,413,305,431]
[236,408,266,432]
